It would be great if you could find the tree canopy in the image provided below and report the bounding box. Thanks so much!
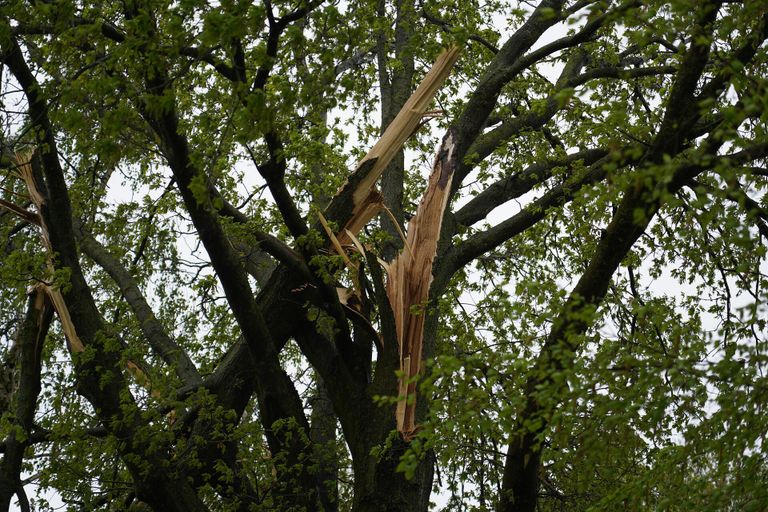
[1,0,767,510]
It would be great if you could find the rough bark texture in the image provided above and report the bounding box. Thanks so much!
[498,3,728,508]
[0,289,53,511]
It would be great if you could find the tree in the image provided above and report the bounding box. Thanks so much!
[1,0,767,510]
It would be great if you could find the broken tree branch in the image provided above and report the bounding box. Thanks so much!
[386,130,459,437]
[334,45,461,246]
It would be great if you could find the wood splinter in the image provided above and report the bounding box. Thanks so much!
[386,130,457,438]
[13,152,156,395]
[321,45,461,438]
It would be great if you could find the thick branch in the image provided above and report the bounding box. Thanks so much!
[255,133,310,239]
[76,227,202,386]
[454,148,609,227]
[2,31,209,512]
[215,191,310,282]
[143,91,309,424]
[0,289,53,511]
[466,50,589,167]
[0,425,110,454]
[1,34,135,413]
[252,0,322,91]
[499,5,725,508]
[139,62,322,507]
[695,12,768,102]
[465,60,673,174]
[450,0,567,185]
[444,152,619,279]
[690,178,768,239]
[179,46,238,81]
[450,0,642,191]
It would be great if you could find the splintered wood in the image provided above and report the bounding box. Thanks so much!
[336,45,461,247]
[13,153,85,353]
[326,46,462,438]
[387,131,456,437]
[10,153,156,395]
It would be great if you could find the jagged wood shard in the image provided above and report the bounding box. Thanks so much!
[387,131,457,437]
[14,153,160,395]
[335,45,461,247]
[0,197,40,225]
[325,46,461,437]
[14,152,86,354]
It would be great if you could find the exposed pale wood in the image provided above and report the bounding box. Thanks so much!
[386,131,457,437]
[41,284,85,353]
[14,153,87,354]
[13,154,161,396]
[379,205,413,258]
[319,46,461,438]
[336,45,461,246]
[351,45,460,204]
[395,355,411,428]
[336,190,384,246]
[318,210,357,273]
[126,360,161,398]
[344,229,367,258]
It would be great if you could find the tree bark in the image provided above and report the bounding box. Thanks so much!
[0,289,53,512]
